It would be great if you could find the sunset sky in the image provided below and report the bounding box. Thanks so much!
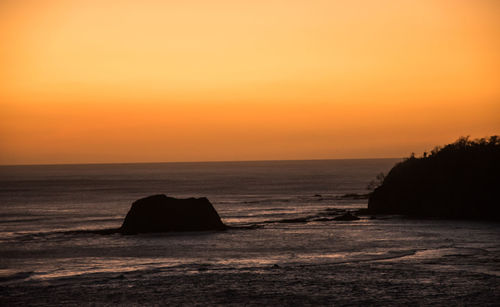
[1,0,499,165]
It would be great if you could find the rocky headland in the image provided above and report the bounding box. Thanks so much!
[367,136,500,221]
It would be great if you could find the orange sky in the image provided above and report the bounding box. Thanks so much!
[1,0,499,165]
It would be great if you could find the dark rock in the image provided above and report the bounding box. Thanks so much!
[120,194,226,234]
[333,212,360,221]
[355,208,371,215]
[339,193,369,200]
[367,136,500,220]
[312,217,334,222]
[322,208,344,216]
[276,217,311,224]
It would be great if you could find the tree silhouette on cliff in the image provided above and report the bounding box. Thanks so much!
[368,136,500,220]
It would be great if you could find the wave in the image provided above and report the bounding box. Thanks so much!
[0,271,35,283]
[0,217,47,224]
[237,193,369,205]
[3,206,366,241]
[259,208,358,224]
[242,198,291,204]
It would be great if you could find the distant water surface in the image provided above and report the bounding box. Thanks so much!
[0,159,499,305]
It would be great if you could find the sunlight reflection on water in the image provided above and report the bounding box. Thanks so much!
[1,161,499,305]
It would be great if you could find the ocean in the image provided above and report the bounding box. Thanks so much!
[0,159,499,305]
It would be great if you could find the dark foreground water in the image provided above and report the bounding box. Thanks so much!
[0,159,499,306]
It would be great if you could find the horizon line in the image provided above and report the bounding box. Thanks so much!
[0,157,402,167]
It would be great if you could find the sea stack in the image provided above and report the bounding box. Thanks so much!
[120,194,226,234]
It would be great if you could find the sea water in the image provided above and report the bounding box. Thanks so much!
[0,159,499,305]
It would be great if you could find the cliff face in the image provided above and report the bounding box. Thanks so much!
[368,136,500,220]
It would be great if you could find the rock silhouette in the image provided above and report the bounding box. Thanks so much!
[368,136,500,220]
[333,211,360,221]
[120,194,226,234]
